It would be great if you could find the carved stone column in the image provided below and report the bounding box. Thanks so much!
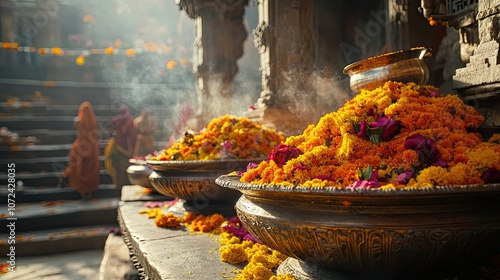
[245,0,315,136]
[177,0,248,129]
[452,0,500,138]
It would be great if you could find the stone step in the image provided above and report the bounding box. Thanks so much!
[0,78,195,107]
[0,142,108,159]
[0,184,120,204]
[0,129,78,145]
[0,224,117,257]
[0,169,113,187]
[0,197,119,233]
[0,155,106,172]
[0,115,112,130]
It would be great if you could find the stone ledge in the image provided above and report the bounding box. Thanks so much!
[118,185,241,280]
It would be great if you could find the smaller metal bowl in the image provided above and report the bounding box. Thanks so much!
[147,158,264,202]
[126,163,154,189]
[343,47,432,93]
[149,171,241,202]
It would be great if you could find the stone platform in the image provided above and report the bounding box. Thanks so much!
[117,185,243,280]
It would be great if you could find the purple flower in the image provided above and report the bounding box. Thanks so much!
[238,162,259,176]
[367,108,376,116]
[481,168,500,184]
[221,216,263,244]
[434,160,447,167]
[397,170,414,184]
[242,233,262,244]
[220,140,232,159]
[293,165,307,171]
[356,120,367,138]
[356,116,400,143]
[316,174,334,181]
[348,165,382,189]
[404,134,442,167]
[267,143,303,167]
[369,116,401,142]
[346,180,381,189]
[227,216,240,224]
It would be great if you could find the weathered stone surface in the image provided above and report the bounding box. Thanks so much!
[118,188,239,279]
[178,0,249,129]
[453,0,500,97]
[121,184,171,202]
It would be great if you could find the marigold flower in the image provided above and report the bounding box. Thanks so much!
[240,81,500,189]
[151,115,284,161]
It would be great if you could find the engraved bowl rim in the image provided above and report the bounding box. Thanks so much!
[146,158,265,172]
[216,174,500,197]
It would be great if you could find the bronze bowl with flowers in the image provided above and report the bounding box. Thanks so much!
[147,159,262,203]
[343,47,432,93]
[216,174,500,279]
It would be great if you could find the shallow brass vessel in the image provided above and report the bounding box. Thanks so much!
[147,159,262,202]
[343,47,432,93]
[216,175,500,279]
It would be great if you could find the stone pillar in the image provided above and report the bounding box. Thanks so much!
[177,0,248,129]
[452,0,500,138]
[245,0,315,136]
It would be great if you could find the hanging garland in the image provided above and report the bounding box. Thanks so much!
[0,41,190,69]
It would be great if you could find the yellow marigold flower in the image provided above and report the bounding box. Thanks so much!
[447,163,481,185]
[416,166,449,186]
[467,148,499,172]
[104,47,114,55]
[151,115,284,161]
[125,48,135,57]
[235,262,275,280]
[154,213,182,228]
[76,55,85,66]
[220,243,248,264]
[338,133,357,159]
[51,47,63,56]
[240,81,500,189]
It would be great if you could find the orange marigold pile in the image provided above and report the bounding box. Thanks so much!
[241,81,500,189]
[154,211,225,233]
[150,115,285,161]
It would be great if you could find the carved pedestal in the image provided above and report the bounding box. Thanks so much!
[177,0,248,129]
[453,0,500,137]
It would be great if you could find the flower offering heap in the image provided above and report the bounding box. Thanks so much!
[151,115,285,161]
[241,81,500,189]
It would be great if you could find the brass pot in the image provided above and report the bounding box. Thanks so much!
[149,171,241,203]
[216,175,500,279]
[147,158,262,202]
[343,47,432,93]
[126,163,154,189]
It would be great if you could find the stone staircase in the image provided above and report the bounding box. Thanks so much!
[0,78,182,257]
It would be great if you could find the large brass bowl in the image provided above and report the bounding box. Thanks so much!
[147,159,262,203]
[216,175,500,279]
[343,47,432,93]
